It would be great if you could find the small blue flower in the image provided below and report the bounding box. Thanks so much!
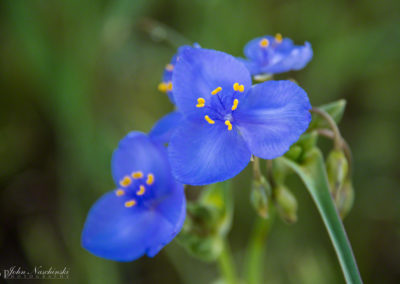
[168,47,311,185]
[81,132,186,261]
[158,43,201,103]
[239,34,313,76]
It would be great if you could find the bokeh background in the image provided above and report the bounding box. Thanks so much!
[1,0,399,283]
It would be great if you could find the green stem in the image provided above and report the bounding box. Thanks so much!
[218,241,238,284]
[279,151,362,283]
[311,107,343,149]
[244,212,275,284]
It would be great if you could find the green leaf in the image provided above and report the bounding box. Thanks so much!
[277,149,362,284]
[309,99,346,130]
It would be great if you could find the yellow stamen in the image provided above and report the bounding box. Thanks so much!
[211,86,222,95]
[196,97,206,108]
[165,63,174,71]
[275,33,283,43]
[146,173,154,185]
[259,38,269,48]
[119,176,132,187]
[233,82,244,92]
[125,200,137,207]
[166,82,173,91]
[205,115,215,124]
[225,120,233,131]
[115,189,125,196]
[158,82,167,93]
[136,185,146,196]
[132,171,143,179]
[231,99,239,111]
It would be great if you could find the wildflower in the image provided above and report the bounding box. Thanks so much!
[81,132,186,261]
[158,43,200,103]
[239,34,313,76]
[168,47,311,185]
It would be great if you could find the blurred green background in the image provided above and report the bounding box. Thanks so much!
[1,0,399,283]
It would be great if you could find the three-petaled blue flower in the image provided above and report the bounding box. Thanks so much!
[167,47,311,185]
[158,44,200,103]
[81,132,185,261]
[239,34,313,76]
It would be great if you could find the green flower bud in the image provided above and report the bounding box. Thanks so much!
[251,176,271,219]
[335,179,354,219]
[326,150,349,197]
[275,185,298,224]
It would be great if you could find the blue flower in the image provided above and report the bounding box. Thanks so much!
[158,44,201,103]
[239,34,313,76]
[168,47,311,185]
[81,132,186,261]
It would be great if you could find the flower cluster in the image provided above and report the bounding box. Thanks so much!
[82,34,313,261]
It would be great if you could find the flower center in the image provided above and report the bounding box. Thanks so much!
[115,171,155,208]
[195,82,244,131]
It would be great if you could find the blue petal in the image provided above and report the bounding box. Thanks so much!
[81,183,185,261]
[233,80,311,159]
[112,132,174,195]
[172,47,251,120]
[149,111,183,144]
[168,120,251,185]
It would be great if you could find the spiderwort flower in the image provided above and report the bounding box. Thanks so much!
[240,33,313,76]
[81,132,185,261]
[158,44,201,103]
[168,47,311,185]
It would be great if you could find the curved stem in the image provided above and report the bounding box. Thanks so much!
[253,156,262,181]
[311,107,343,149]
[218,241,238,284]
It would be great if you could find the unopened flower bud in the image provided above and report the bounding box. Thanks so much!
[251,176,271,218]
[326,150,348,197]
[275,185,298,224]
[335,179,354,219]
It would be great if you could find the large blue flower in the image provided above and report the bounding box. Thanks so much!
[168,47,311,185]
[239,34,313,76]
[82,132,185,261]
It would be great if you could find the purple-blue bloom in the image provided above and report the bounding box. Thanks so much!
[240,34,313,76]
[158,44,201,103]
[168,47,311,185]
[81,132,185,261]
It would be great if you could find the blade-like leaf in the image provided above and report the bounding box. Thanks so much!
[277,149,362,284]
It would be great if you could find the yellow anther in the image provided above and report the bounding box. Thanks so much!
[233,82,244,92]
[196,97,206,108]
[158,82,167,92]
[275,33,283,43]
[225,120,233,131]
[211,87,222,95]
[115,189,125,196]
[204,115,215,124]
[166,82,173,91]
[165,63,174,71]
[136,185,146,196]
[125,200,137,207]
[231,99,239,111]
[259,38,269,48]
[146,173,154,185]
[119,176,132,187]
[132,171,143,179]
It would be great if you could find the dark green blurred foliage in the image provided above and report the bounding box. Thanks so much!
[0,0,399,283]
